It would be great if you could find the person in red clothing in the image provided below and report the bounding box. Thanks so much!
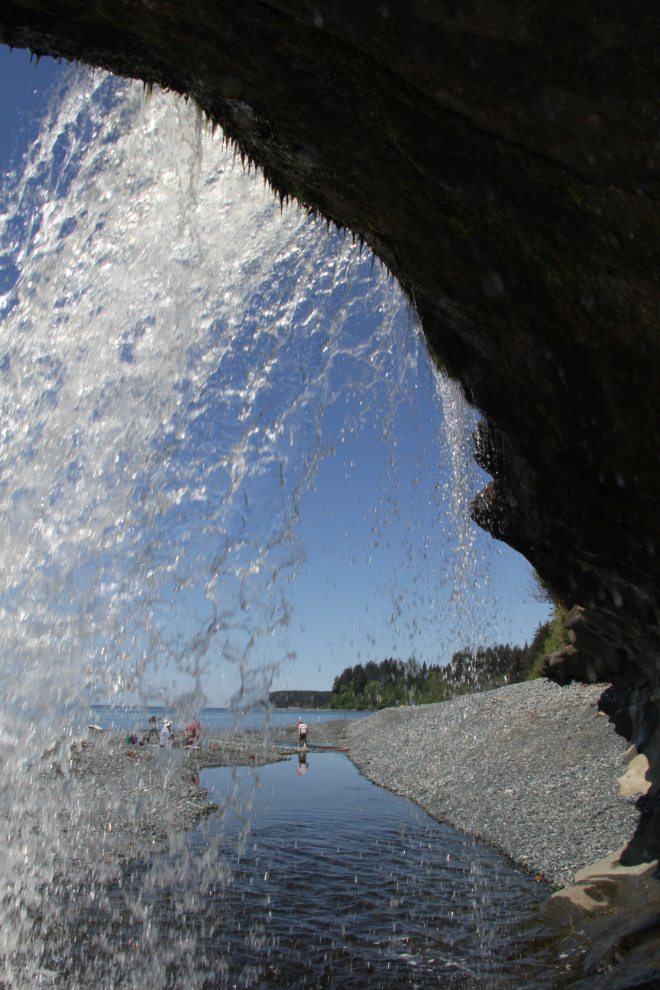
[297,719,308,750]
[184,719,201,746]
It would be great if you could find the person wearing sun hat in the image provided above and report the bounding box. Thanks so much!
[159,719,173,747]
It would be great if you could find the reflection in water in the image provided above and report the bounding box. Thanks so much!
[195,754,559,988]
[297,751,309,775]
[34,754,561,989]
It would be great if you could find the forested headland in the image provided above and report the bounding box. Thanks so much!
[326,615,566,710]
[269,690,332,709]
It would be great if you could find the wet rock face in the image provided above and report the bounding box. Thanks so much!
[2,0,660,689]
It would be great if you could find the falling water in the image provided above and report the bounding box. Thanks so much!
[0,67,553,987]
[0,68,418,720]
[435,375,495,664]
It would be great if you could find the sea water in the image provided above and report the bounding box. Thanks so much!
[89,705,371,732]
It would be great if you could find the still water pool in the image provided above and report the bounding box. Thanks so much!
[184,752,560,989]
[42,750,563,989]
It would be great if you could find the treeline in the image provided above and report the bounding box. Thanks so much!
[269,690,332,708]
[327,619,554,710]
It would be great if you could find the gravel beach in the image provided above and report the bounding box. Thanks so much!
[293,680,642,890]
[65,731,290,854]
[51,685,657,990]
[70,681,644,889]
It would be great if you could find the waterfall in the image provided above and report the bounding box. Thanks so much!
[0,62,517,986]
[0,67,419,719]
[0,67,424,985]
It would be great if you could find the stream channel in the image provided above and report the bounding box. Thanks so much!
[65,709,566,987]
[162,751,560,989]
[83,709,563,988]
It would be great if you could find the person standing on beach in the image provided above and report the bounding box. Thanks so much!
[159,719,173,747]
[297,719,308,750]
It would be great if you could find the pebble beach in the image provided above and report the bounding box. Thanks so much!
[70,680,644,891]
[302,680,641,890]
[64,731,289,853]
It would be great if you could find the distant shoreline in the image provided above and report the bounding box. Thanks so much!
[90,701,373,713]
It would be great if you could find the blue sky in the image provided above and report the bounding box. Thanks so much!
[0,46,61,179]
[0,46,551,703]
[265,361,551,694]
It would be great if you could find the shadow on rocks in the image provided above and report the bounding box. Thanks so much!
[546,686,660,989]
[597,686,632,742]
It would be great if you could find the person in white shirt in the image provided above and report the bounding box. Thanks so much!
[159,719,173,747]
[297,719,308,750]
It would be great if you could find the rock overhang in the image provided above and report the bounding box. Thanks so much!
[1,0,659,695]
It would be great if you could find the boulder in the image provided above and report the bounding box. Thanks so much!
[538,645,598,686]
[544,849,660,990]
